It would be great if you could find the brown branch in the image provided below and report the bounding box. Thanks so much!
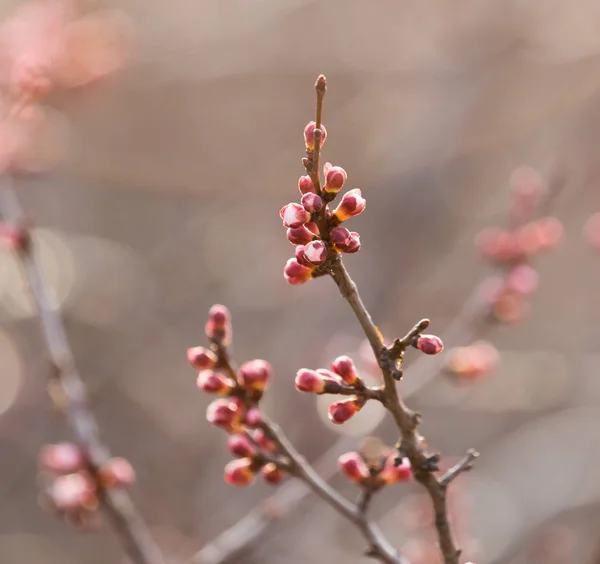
[0,176,166,564]
[439,449,480,488]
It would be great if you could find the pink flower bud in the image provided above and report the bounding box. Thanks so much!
[280,203,311,228]
[477,228,521,262]
[244,407,263,427]
[284,258,314,285]
[224,458,256,487]
[332,189,366,221]
[328,396,365,424]
[187,346,217,370]
[38,443,85,474]
[324,165,347,195]
[261,463,285,485]
[50,473,96,510]
[294,245,313,267]
[414,335,443,355]
[197,370,235,395]
[506,264,539,295]
[447,341,500,381]
[253,428,277,452]
[287,225,318,245]
[97,457,136,489]
[331,355,361,386]
[536,217,563,250]
[295,368,341,393]
[239,359,272,393]
[302,240,327,266]
[379,455,412,485]
[304,121,327,151]
[0,222,30,252]
[205,304,231,345]
[298,175,316,194]
[206,399,243,432]
[330,227,361,253]
[338,452,370,484]
[301,193,323,213]
[492,292,527,323]
[227,434,256,458]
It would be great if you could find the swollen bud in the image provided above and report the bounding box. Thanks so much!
[414,335,444,355]
[304,121,327,151]
[206,399,244,433]
[227,435,256,458]
[284,258,314,285]
[280,203,310,228]
[197,370,235,395]
[324,165,347,195]
[49,473,97,510]
[238,359,272,393]
[301,193,324,213]
[287,225,318,245]
[331,355,361,386]
[332,189,366,222]
[261,463,285,485]
[224,458,256,487]
[295,368,341,394]
[298,175,316,195]
[187,346,217,370]
[205,305,231,345]
[378,455,412,485]
[302,240,328,266]
[337,452,370,484]
[38,443,85,475]
[97,457,136,489]
[328,396,366,424]
[330,227,361,253]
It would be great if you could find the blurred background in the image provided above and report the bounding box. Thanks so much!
[1,0,600,563]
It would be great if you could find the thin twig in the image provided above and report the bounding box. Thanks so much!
[439,449,480,488]
[0,175,166,564]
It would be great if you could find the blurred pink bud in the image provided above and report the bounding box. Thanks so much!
[253,428,277,452]
[337,452,370,484]
[206,399,243,432]
[510,167,543,202]
[50,473,96,510]
[227,434,256,458]
[197,370,235,395]
[301,192,323,213]
[506,264,539,295]
[479,276,505,304]
[330,227,361,253]
[324,165,347,195]
[187,346,217,370]
[298,175,316,195]
[280,203,310,228]
[239,359,272,393]
[331,355,361,386]
[447,341,500,381]
[536,217,563,250]
[10,56,53,100]
[332,189,366,221]
[304,121,327,151]
[295,368,341,394]
[476,228,521,262]
[38,443,85,474]
[0,222,30,252]
[328,396,365,424]
[379,455,412,485]
[414,335,443,355]
[261,463,285,485]
[224,458,256,487]
[98,457,136,489]
[302,240,327,266]
[205,304,231,345]
[492,292,527,323]
[287,225,318,245]
[244,407,263,427]
[284,258,314,285]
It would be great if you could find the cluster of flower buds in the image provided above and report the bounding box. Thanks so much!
[337,437,412,489]
[38,442,135,529]
[295,355,373,424]
[281,121,367,284]
[445,340,500,382]
[476,168,562,323]
[188,305,287,487]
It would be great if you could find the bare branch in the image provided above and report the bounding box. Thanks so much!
[440,449,480,488]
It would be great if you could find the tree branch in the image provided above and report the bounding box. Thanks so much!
[0,175,166,564]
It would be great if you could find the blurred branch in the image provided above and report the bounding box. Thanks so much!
[0,175,166,564]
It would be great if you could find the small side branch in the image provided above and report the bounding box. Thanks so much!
[440,449,480,488]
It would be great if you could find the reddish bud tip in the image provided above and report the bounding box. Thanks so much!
[537,217,563,250]
[328,396,365,424]
[239,359,272,393]
[224,458,256,487]
[414,335,444,355]
[332,189,366,221]
[244,407,263,427]
[284,258,314,285]
[227,434,256,458]
[261,463,285,485]
[197,370,235,395]
[379,455,412,485]
[98,457,136,489]
[492,291,527,323]
[301,193,324,213]
[206,399,243,432]
[187,346,217,370]
[205,304,231,345]
[38,443,85,474]
[324,165,347,194]
[295,368,328,393]
[447,341,500,381]
[0,222,30,252]
[506,264,539,295]
[280,203,311,228]
[330,227,361,253]
[304,121,327,151]
[331,355,361,386]
[253,428,277,452]
[302,240,328,266]
[49,473,96,510]
[337,452,370,484]
[287,225,318,245]
[298,175,316,195]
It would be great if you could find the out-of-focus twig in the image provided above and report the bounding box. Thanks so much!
[0,176,167,564]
